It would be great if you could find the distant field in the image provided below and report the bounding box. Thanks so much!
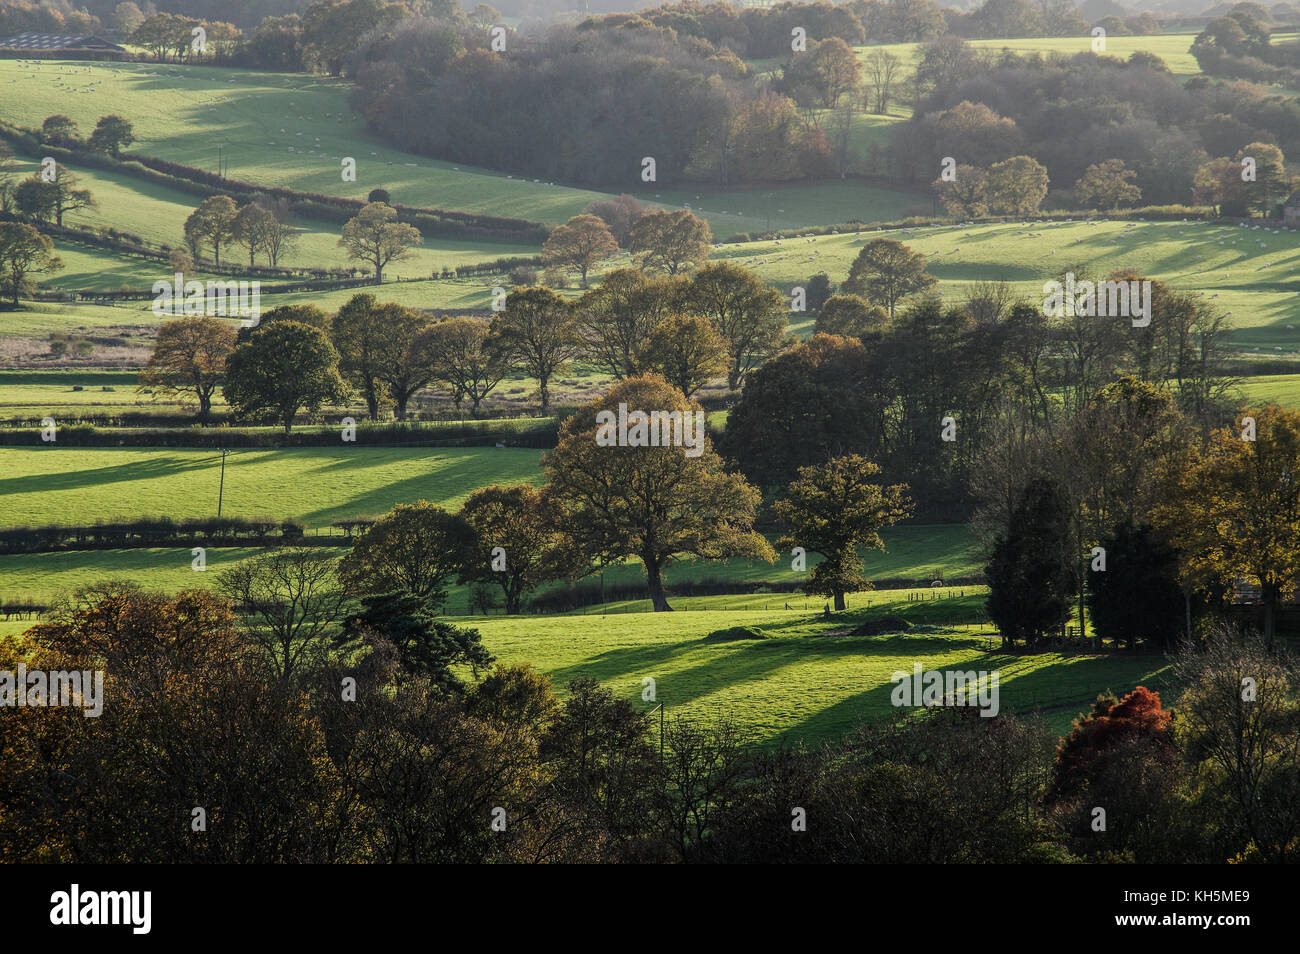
[0,59,924,235]
[20,218,1300,351]
[737,218,1300,352]
[1236,373,1300,406]
[850,32,1298,79]
[4,154,544,282]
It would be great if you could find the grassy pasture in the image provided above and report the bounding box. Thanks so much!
[0,59,925,235]
[4,154,545,282]
[0,525,981,607]
[0,581,1170,742]
[848,32,1300,80]
[18,218,1300,351]
[736,218,1300,352]
[0,445,544,529]
[467,605,1173,742]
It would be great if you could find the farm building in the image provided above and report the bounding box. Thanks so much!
[0,33,126,52]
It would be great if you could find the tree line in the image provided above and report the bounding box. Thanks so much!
[140,207,792,423]
[4,578,1298,863]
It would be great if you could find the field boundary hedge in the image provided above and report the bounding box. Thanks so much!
[0,515,314,554]
[0,418,560,447]
[720,204,1221,245]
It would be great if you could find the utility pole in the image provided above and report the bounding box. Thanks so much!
[217,447,228,516]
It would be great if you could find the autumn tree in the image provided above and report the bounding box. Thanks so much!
[542,214,619,288]
[1174,630,1300,863]
[985,155,1049,215]
[933,163,989,217]
[1155,405,1300,642]
[813,294,888,338]
[14,166,93,227]
[578,268,682,380]
[1236,141,1287,216]
[185,195,238,264]
[331,292,388,420]
[257,202,297,266]
[629,209,712,276]
[1048,686,1174,804]
[489,286,583,413]
[422,317,508,414]
[232,202,276,266]
[808,37,861,108]
[582,193,646,244]
[0,222,63,307]
[368,303,438,420]
[223,320,348,433]
[542,375,774,611]
[635,313,729,397]
[41,115,78,145]
[684,261,787,390]
[1194,156,1248,215]
[843,238,936,319]
[339,202,422,284]
[774,455,912,611]
[339,500,477,610]
[458,484,563,614]
[1074,159,1141,210]
[137,316,237,424]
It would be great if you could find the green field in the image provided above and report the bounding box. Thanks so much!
[468,605,1172,741]
[1236,373,1300,406]
[4,154,545,284]
[0,522,981,607]
[0,59,924,236]
[0,588,1171,742]
[0,445,544,528]
[736,218,1300,351]
[850,32,1298,80]
[23,218,1300,352]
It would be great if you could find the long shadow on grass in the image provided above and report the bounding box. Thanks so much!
[0,453,223,498]
[298,450,542,526]
[545,629,999,715]
[989,653,1174,717]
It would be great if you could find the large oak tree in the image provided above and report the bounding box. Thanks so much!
[542,375,773,611]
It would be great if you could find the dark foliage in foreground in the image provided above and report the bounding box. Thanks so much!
[3,587,1299,863]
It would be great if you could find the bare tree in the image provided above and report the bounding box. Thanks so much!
[217,548,350,684]
[863,49,900,114]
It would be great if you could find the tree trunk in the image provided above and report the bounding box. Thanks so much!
[366,390,379,422]
[833,590,846,611]
[538,376,550,414]
[1264,586,1278,647]
[645,557,672,612]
